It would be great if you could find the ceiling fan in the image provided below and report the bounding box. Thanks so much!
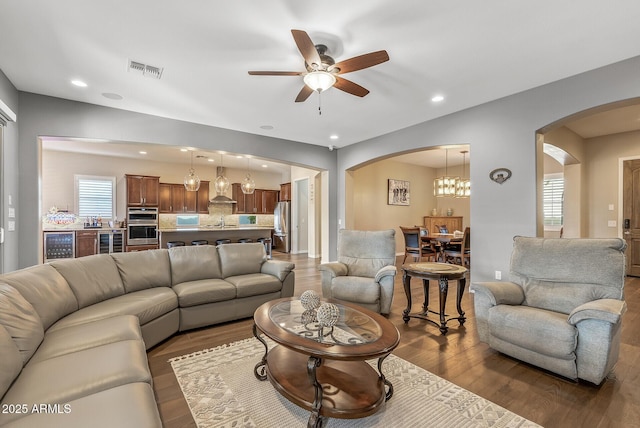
[248,29,389,103]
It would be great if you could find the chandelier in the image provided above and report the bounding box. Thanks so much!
[241,156,256,194]
[433,149,459,197]
[183,150,201,192]
[455,150,471,198]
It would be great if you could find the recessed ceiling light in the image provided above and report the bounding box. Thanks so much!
[260,125,274,130]
[207,158,214,162]
[139,151,147,155]
[329,135,339,140]
[261,164,268,168]
[431,95,445,102]
[180,148,188,152]
[71,80,87,87]
[102,92,123,100]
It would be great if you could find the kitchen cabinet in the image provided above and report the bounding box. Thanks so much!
[126,175,160,207]
[75,230,97,257]
[159,181,209,213]
[232,185,279,214]
[280,182,291,201]
[423,216,463,234]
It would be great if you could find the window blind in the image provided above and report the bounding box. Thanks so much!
[76,176,115,218]
[543,178,564,226]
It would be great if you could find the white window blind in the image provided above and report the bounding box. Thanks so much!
[75,175,116,218]
[543,177,564,226]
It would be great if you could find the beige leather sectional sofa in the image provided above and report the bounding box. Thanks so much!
[0,243,295,427]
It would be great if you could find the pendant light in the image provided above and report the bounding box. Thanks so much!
[433,149,459,197]
[213,154,230,195]
[183,150,201,192]
[455,150,471,198]
[241,156,256,194]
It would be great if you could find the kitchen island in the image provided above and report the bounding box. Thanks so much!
[158,226,273,249]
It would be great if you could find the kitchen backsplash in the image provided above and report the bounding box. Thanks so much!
[159,213,274,229]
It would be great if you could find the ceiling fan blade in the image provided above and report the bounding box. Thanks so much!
[291,29,321,68]
[332,50,389,74]
[295,85,314,103]
[248,71,302,76]
[334,77,370,97]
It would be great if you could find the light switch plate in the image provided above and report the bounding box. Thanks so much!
[8,207,15,218]
[608,220,617,227]
[608,204,614,211]
[8,221,15,231]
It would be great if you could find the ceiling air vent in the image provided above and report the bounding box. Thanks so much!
[128,60,164,79]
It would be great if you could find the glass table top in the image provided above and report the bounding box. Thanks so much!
[268,299,383,346]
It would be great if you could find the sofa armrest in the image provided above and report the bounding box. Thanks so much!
[374,265,397,283]
[317,262,348,279]
[568,299,627,325]
[261,260,295,282]
[471,281,525,305]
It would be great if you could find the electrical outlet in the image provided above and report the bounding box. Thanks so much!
[495,270,502,280]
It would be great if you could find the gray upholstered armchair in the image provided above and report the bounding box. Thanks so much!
[318,229,397,314]
[471,236,627,384]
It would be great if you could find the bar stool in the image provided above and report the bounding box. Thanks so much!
[191,240,209,246]
[257,237,272,259]
[167,241,185,248]
[237,238,253,243]
[215,239,231,245]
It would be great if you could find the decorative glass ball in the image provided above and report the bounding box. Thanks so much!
[301,309,317,324]
[317,303,340,327]
[300,290,321,310]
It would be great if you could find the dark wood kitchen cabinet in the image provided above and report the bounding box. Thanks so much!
[159,181,209,213]
[126,175,160,207]
[280,182,291,201]
[75,230,97,257]
[232,184,278,214]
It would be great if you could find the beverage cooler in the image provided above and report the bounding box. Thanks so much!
[98,230,124,254]
[43,231,75,262]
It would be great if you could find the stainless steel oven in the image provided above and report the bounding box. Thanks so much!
[127,207,158,246]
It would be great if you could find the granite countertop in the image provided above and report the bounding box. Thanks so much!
[158,225,273,232]
[43,227,127,232]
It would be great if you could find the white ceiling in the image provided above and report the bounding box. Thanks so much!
[3,0,640,152]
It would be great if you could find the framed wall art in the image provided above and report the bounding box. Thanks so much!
[388,179,410,205]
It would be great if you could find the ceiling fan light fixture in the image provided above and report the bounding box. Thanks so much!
[303,71,336,92]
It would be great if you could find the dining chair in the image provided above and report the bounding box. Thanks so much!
[444,227,470,266]
[400,226,437,263]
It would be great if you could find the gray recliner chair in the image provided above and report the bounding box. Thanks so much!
[318,229,397,314]
[471,236,627,384]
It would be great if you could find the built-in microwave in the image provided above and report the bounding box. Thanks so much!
[127,207,158,224]
[127,224,158,245]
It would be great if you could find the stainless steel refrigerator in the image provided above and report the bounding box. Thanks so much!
[273,201,291,253]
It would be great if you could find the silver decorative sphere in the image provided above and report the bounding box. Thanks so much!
[300,290,321,310]
[317,303,340,327]
[301,309,317,324]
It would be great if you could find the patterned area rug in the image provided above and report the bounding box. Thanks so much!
[169,337,542,428]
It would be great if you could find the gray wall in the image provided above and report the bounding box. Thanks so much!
[16,93,338,268]
[0,69,19,272]
[338,56,640,282]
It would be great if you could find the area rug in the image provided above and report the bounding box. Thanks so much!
[169,337,542,428]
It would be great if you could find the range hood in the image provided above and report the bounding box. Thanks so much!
[209,167,237,205]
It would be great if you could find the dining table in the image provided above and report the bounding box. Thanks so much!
[422,233,462,262]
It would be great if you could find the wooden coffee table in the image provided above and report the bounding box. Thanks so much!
[402,262,467,334]
[253,297,400,428]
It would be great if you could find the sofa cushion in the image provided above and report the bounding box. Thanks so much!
[0,283,44,365]
[111,249,172,292]
[0,325,22,400]
[338,229,396,278]
[31,315,143,363]
[510,237,626,314]
[226,273,282,298]
[0,340,151,425]
[330,276,380,305]
[169,245,222,284]
[47,288,178,333]
[0,264,78,330]
[218,243,266,278]
[488,305,577,359]
[2,383,162,428]
[172,279,236,307]
[51,255,126,308]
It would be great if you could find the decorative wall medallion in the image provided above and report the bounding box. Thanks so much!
[489,168,512,184]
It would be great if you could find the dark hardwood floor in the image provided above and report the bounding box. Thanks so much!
[148,253,640,427]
